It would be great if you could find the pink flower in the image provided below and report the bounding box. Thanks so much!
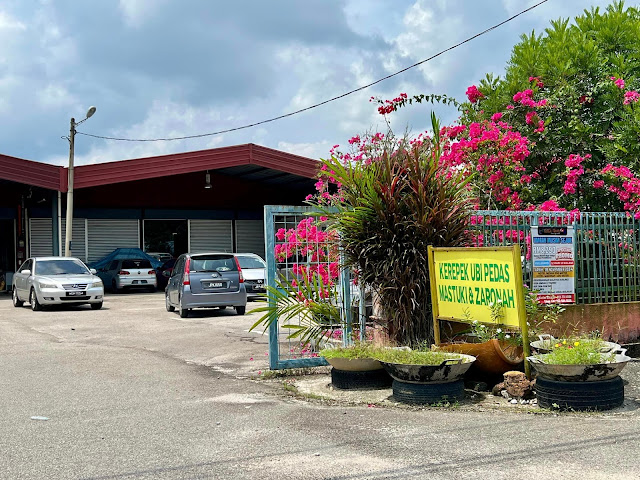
[491,112,503,121]
[593,180,605,189]
[624,91,640,105]
[611,76,625,89]
[506,104,514,110]
[466,85,484,103]
[525,111,537,125]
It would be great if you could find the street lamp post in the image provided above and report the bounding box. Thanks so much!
[65,106,96,257]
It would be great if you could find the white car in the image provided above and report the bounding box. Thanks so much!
[12,257,104,311]
[97,258,158,293]
[234,253,266,299]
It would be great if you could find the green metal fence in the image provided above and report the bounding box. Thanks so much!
[472,210,640,304]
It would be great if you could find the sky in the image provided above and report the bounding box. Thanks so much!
[0,0,616,166]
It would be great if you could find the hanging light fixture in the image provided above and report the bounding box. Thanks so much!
[204,170,212,189]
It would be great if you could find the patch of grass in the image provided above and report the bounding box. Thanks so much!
[371,348,470,365]
[319,342,381,359]
[535,340,615,365]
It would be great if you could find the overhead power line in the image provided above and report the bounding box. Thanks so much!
[78,0,549,142]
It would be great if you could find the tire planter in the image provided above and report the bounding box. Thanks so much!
[527,352,631,382]
[437,340,523,378]
[330,367,392,390]
[380,354,476,384]
[392,379,465,404]
[535,376,624,411]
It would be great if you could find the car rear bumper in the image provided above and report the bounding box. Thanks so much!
[181,289,247,308]
[117,276,157,288]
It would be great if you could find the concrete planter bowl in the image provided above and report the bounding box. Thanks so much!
[325,356,384,372]
[380,354,476,384]
[527,352,631,382]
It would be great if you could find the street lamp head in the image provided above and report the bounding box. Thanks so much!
[86,106,97,119]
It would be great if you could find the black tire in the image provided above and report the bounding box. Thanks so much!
[12,288,24,307]
[235,306,246,315]
[331,368,392,390]
[178,297,189,318]
[535,376,624,411]
[111,280,121,294]
[392,379,465,405]
[30,288,42,311]
[90,302,103,310]
[165,293,175,312]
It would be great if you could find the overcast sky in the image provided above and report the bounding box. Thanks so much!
[0,0,615,166]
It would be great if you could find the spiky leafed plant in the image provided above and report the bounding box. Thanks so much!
[316,113,474,347]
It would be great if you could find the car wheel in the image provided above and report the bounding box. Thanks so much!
[12,288,24,307]
[235,306,246,315]
[165,293,175,312]
[178,297,189,318]
[30,288,42,311]
[90,302,103,310]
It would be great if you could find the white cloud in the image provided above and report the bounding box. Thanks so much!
[277,140,331,160]
[118,0,169,27]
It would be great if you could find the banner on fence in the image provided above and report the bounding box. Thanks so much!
[530,225,576,304]
[427,246,528,331]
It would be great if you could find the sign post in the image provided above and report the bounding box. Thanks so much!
[428,245,531,377]
[530,225,576,304]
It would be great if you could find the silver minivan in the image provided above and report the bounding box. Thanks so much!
[165,252,247,318]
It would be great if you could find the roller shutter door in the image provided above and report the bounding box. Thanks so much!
[235,220,265,258]
[61,218,87,262]
[87,219,140,262]
[189,220,232,253]
[29,218,53,257]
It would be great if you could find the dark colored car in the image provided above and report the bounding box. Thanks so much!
[165,252,247,318]
[156,258,176,290]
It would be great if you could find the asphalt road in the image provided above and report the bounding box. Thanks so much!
[2,291,640,480]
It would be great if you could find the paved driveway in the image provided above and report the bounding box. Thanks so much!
[2,292,640,480]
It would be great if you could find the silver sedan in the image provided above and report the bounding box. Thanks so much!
[12,257,105,311]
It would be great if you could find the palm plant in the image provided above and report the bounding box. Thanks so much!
[316,114,474,347]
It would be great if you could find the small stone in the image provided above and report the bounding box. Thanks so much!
[492,382,506,396]
[314,453,320,457]
[216,422,221,425]
[501,390,510,399]
[503,371,535,399]
[531,399,538,405]
[510,399,518,404]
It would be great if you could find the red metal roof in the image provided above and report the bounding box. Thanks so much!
[0,144,319,192]
[68,143,319,191]
[0,153,64,191]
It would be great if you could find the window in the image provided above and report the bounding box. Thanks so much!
[121,259,152,269]
[19,259,32,272]
[190,255,237,272]
[236,255,265,269]
[35,259,89,275]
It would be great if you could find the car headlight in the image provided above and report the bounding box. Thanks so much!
[39,282,57,289]
[92,279,103,287]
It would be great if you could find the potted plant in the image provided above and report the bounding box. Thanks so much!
[319,342,392,389]
[527,338,631,410]
[370,348,476,404]
[312,114,474,348]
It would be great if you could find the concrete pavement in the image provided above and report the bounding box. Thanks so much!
[2,291,640,479]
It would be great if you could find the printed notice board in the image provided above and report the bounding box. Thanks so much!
[530,225,575,304]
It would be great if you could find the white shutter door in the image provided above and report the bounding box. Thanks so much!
[235,220,265,258]
[87,219,140,262]
[189,220,232,253]
[61,218,87,262]
[29,218,53,257]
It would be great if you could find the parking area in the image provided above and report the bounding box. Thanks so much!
[0,290,271,379]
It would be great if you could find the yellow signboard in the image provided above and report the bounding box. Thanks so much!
[427,245,530,375]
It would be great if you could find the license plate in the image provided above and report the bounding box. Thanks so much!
[66,291,84,296]
[205,282,224,288]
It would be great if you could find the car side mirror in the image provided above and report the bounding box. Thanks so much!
[22,269,31,275]
[90,268,97,275]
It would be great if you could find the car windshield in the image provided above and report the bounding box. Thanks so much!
[35,259,90,275]
[236,256,265,269]
[122,259,152,269]
[190,255,237,272]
